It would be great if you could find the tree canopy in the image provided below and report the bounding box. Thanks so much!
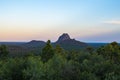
[0,42,120,80]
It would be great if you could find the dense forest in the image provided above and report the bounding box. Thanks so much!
[0,40,120,80]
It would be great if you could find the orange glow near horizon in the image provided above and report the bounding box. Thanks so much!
[0,24,116,42]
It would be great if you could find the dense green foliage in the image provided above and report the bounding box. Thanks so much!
[0,45,9,57]
[0,41,120,80]
[41,40,55,62]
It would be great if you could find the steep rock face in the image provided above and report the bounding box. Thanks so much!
[57,33,71,43]
[55,33,88,50]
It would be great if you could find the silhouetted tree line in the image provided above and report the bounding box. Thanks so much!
[0,41,120,80]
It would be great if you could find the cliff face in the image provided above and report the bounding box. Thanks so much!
[55,33,87,49]
[56,33,71,43]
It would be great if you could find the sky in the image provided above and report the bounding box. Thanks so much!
[0,0,120,42]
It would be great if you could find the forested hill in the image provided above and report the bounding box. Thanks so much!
[0,33,88,55]
[0,33,119,56]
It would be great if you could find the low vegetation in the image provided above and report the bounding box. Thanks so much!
[0,41,120,80]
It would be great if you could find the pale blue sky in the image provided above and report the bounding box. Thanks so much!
[0,0,120,42]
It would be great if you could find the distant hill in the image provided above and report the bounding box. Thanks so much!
[1,34,119,56]
[0,33,88,55]
[23,40,46,48]
[0,42,25,45]
[54,33,87,50]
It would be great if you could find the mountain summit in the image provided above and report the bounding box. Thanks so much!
[23,33,87,51]
[55,33,87,50]
[57,33,71,42]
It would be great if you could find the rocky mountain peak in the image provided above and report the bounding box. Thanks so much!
[57,33,71,42]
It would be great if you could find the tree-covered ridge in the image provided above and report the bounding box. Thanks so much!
[0,41,120,80]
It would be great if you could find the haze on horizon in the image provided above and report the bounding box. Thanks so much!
[0,0,120,42]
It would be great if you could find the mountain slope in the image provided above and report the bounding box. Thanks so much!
[6,33,88,55]
[23,40,46,48]
[54,33,87,50]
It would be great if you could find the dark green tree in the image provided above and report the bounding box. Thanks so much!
[0,45,9,57]
[54,45,63,53]
[41,40,54,62]
[97,42,120,63]
[23,56,45,80]
[86,46,94,54]
[0,58,25,80]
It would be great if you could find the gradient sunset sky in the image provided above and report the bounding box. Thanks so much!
[0,0,120,42]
